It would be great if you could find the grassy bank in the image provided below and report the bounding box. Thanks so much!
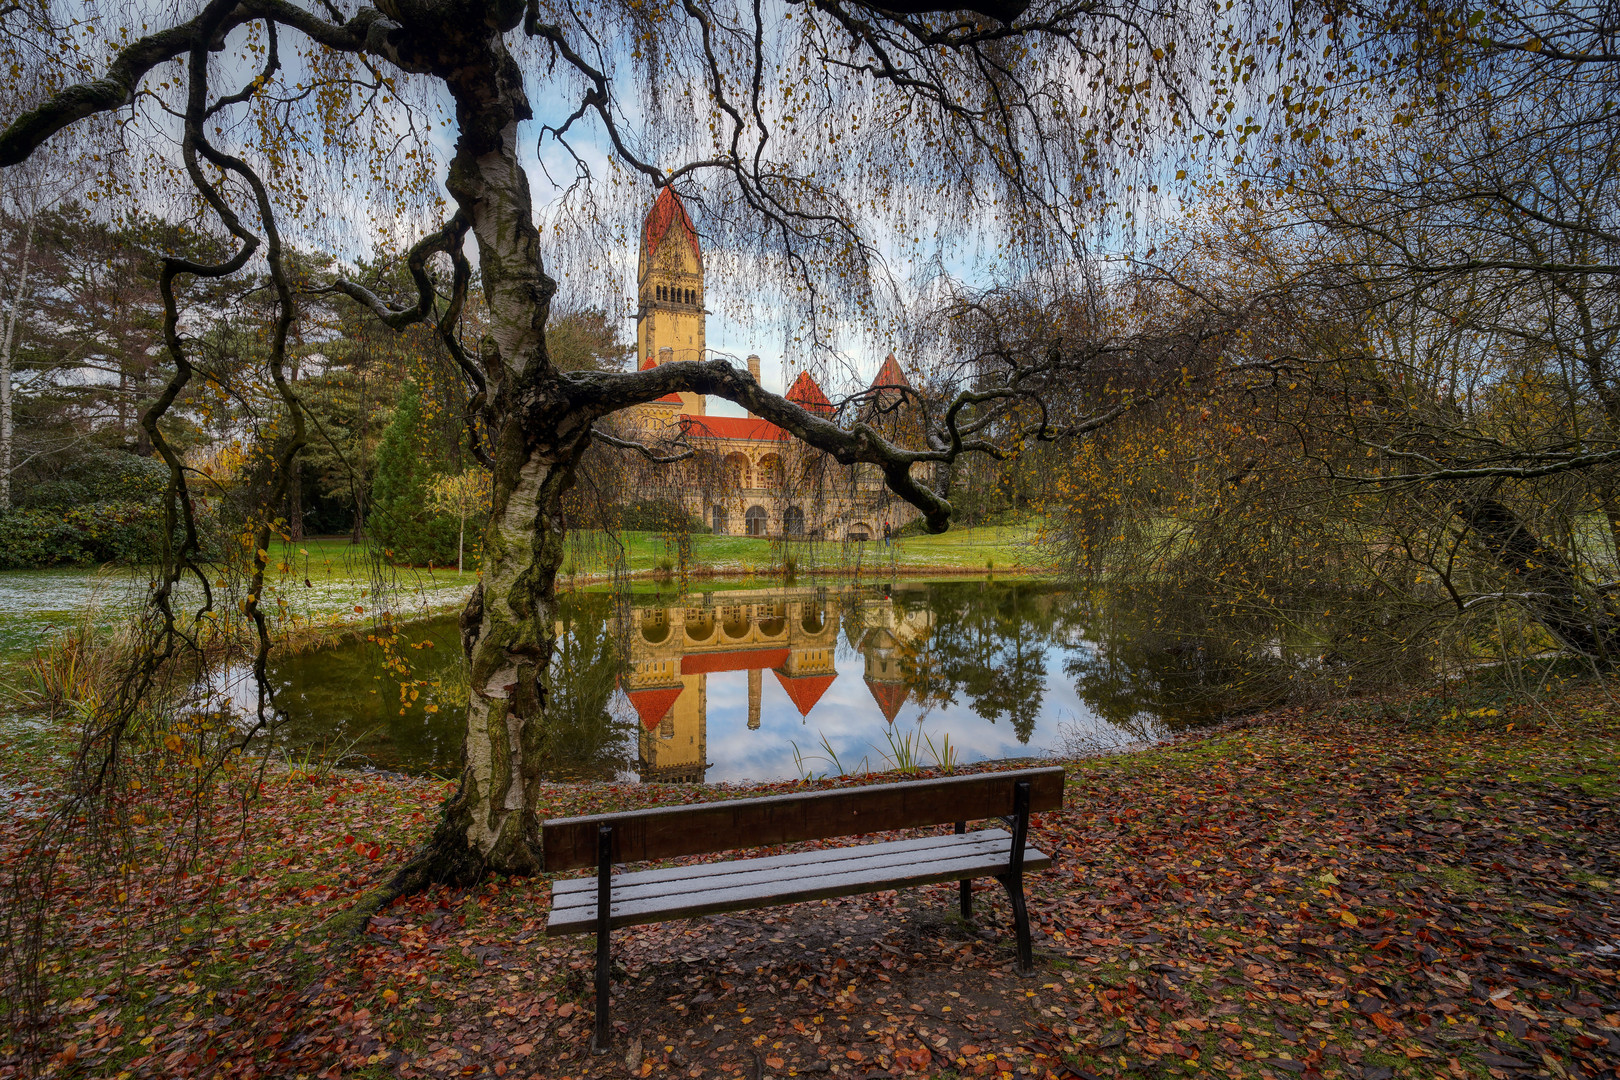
[551,520,1047,577]
[2,681,1616,1078]
[286,519,1046,579]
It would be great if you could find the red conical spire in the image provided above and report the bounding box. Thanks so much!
[642,187,701,261]
[870,353,910,392]
[865,678,909,723]
[773,670,837,717]
[624,685,684,730]
[786,370,834,416]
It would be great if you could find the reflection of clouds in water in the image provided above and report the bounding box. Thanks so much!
[700,640,1161,784]
[204,580,1188,783]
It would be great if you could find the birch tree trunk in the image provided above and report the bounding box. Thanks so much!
[390,9,584,885]
[0,215,34,513]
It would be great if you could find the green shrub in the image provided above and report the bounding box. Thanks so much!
[15,449,169,511]
[0,500,167,569]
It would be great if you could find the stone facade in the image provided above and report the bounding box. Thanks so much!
[626,189,929,540]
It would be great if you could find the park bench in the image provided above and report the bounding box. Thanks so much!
[542,765,1065,1048]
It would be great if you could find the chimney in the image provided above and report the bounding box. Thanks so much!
[658,346,673,366]
[746,354,762,418]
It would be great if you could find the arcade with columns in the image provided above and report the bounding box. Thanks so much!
[620,587,935,782]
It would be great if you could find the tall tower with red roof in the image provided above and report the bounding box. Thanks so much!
[636,187,707,416]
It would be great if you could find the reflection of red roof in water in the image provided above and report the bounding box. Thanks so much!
[773,671,837,717]
[786,371,834,416]
[643,187,701,261]
[625,685,684,730]
[681,415,789,441]
[681,647,791,675]
[865,678,909,723]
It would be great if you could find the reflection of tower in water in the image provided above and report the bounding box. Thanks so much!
[856,595,935,723]
[619,589,933,781]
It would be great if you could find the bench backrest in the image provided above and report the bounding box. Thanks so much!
[540,766,1065,872]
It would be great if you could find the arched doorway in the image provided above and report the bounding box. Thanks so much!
[745,505,768,536]
[783,505,805,535]
[847,523,871,541]
[711,504,728,534]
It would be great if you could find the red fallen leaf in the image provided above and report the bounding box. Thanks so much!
[765,1056,786,1069]
[845,1050,865,1061]
[556,1003,575,1018]
[1368,1012,1404,1035]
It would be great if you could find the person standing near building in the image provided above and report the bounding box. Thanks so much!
[882,520,892,547]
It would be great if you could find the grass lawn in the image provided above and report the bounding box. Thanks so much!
[271,521,1048,624]
[556,519,1049,577]
[4,679,1617,1078]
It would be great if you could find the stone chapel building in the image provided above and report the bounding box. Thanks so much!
[625,187,928,540]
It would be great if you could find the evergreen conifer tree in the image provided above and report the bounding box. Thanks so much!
[369,381,460,567]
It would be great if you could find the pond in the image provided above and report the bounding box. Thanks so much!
[240,579,1229,784]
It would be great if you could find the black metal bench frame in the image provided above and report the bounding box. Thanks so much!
[540,766,1064,1050]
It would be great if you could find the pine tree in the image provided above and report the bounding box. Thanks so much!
[369,381,460,567]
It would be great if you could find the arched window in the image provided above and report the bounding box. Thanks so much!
[686,288,694,304]
[745,506,768,536]
[723,453,750,490]
[756,453,783,488]
[784,505,805,535]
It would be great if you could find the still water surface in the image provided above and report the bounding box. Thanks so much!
[255,579,1221,784]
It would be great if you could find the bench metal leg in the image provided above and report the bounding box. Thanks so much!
[998,780,1035,976]
[996,871,1035,975]
[593,824,613,1051]
[954,821,972,922]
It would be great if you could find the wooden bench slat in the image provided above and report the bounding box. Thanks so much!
[540,766,1065,871]
[545,830,1051,935]
[549,829,1010,900]
[547,843,1052,935]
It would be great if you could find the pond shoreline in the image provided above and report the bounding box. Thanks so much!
[262,566,1062,655]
